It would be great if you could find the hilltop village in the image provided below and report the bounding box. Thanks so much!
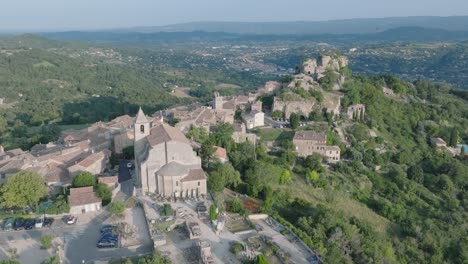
[0,55,466,264]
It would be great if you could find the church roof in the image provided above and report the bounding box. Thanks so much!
[157,162,199,177]
[146,124,190,146]
[181,168,206,182]
[135,107,149,124]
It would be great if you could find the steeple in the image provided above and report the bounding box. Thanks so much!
[135,107,149,124]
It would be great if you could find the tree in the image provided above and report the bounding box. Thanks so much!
[228,199,244,213]
[0,260,20,264]
[209,205,217,221]
[449,128,458,147]
[109,152,120,167]
[289,113,300,129]
[134,252,170,264]
[304,154,324,173]
[208,168,226,193]
[40,235,53,249]
[110,201,126,216]
[200,138,216,169]
[271,110,283,119]
[306,170,319,183]
[123,146,135,160]
[96,183,112,205]
[72,172,95,187]
[160,203,173,216]
[407,165,424,184]
[461,146,466,157]
[0,171,47,208]
[278,170,292,184]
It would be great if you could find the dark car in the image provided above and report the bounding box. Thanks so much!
[100,233,119,242]
[97,239,117,248]
[100,225,116,233]
[24,219,35,230]
[43,217,54,228]
[14,218,25,230]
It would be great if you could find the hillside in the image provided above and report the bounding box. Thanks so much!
[117,16,468,35]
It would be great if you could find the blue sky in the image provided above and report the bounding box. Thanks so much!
[1,0,467,31]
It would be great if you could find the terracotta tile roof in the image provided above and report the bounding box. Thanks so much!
[77,151,106,168]
[68,186,101,207]
[146,124,190,146]
[181,168,206,182]
[213,146,227,160]
[107,115,135,128]
[293,131,326,141]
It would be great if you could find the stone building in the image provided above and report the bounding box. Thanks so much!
[134,108,207,197]
[241,110,264,129]
[232,123,257,144]
[114,131,134,156]
[347,104,366,120]
[293,131,340,162]
[68,186,101,214]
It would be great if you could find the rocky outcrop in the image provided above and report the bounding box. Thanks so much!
[301,55,348,81]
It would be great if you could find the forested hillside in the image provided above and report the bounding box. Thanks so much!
[0,35,267,150]
[201,71,468,263]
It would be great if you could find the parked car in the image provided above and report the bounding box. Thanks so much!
[65,215,77,225]
[3,218,15,231]
[97,239,117,248]
[24,219,35,230]
[100,225,116,233]
[43,217,54,228]
[100,233,119,242]
[35,216,44,229]
[14,218,25,230]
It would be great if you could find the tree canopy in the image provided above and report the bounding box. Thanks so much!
[0,171,47,208]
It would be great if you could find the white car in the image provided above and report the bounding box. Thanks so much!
[35,216,44,228]
[126,162,132,168]
[65,215,77,225]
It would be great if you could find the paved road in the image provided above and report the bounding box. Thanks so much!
[118,160,134,199]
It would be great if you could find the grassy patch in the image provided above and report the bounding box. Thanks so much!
[33,61,56,68]
[254,128,294,142]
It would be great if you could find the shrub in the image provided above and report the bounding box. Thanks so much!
[44,195,69,215]
[96,183,112,206]
[110,201,125,216]
[40,235,53,249]
[227,199,244,214]
[160,204,173,217]
[72,172,95,187]
[230,242,245,254]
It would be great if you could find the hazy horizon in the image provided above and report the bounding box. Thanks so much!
[1,0,468,32]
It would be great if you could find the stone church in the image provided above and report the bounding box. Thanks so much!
[134,108,207,197]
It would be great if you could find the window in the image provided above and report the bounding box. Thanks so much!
[176,181,178,186]
[140,124,145,133]
[198,181,200,186]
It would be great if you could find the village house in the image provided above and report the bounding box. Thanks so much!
[68,186,101,214]
[67,150,110,177]
[114,131,134,156]
[213,146,228,163]
[134,108,207,197]
[231,123,258,144]
[293,131,341,162]
[241,110,265,129]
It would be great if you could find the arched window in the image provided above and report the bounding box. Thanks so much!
[198,181,200,186]
[140,124,145,133]
[176,181,178,186]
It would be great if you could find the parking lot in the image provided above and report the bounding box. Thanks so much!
[0,207,153,263]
